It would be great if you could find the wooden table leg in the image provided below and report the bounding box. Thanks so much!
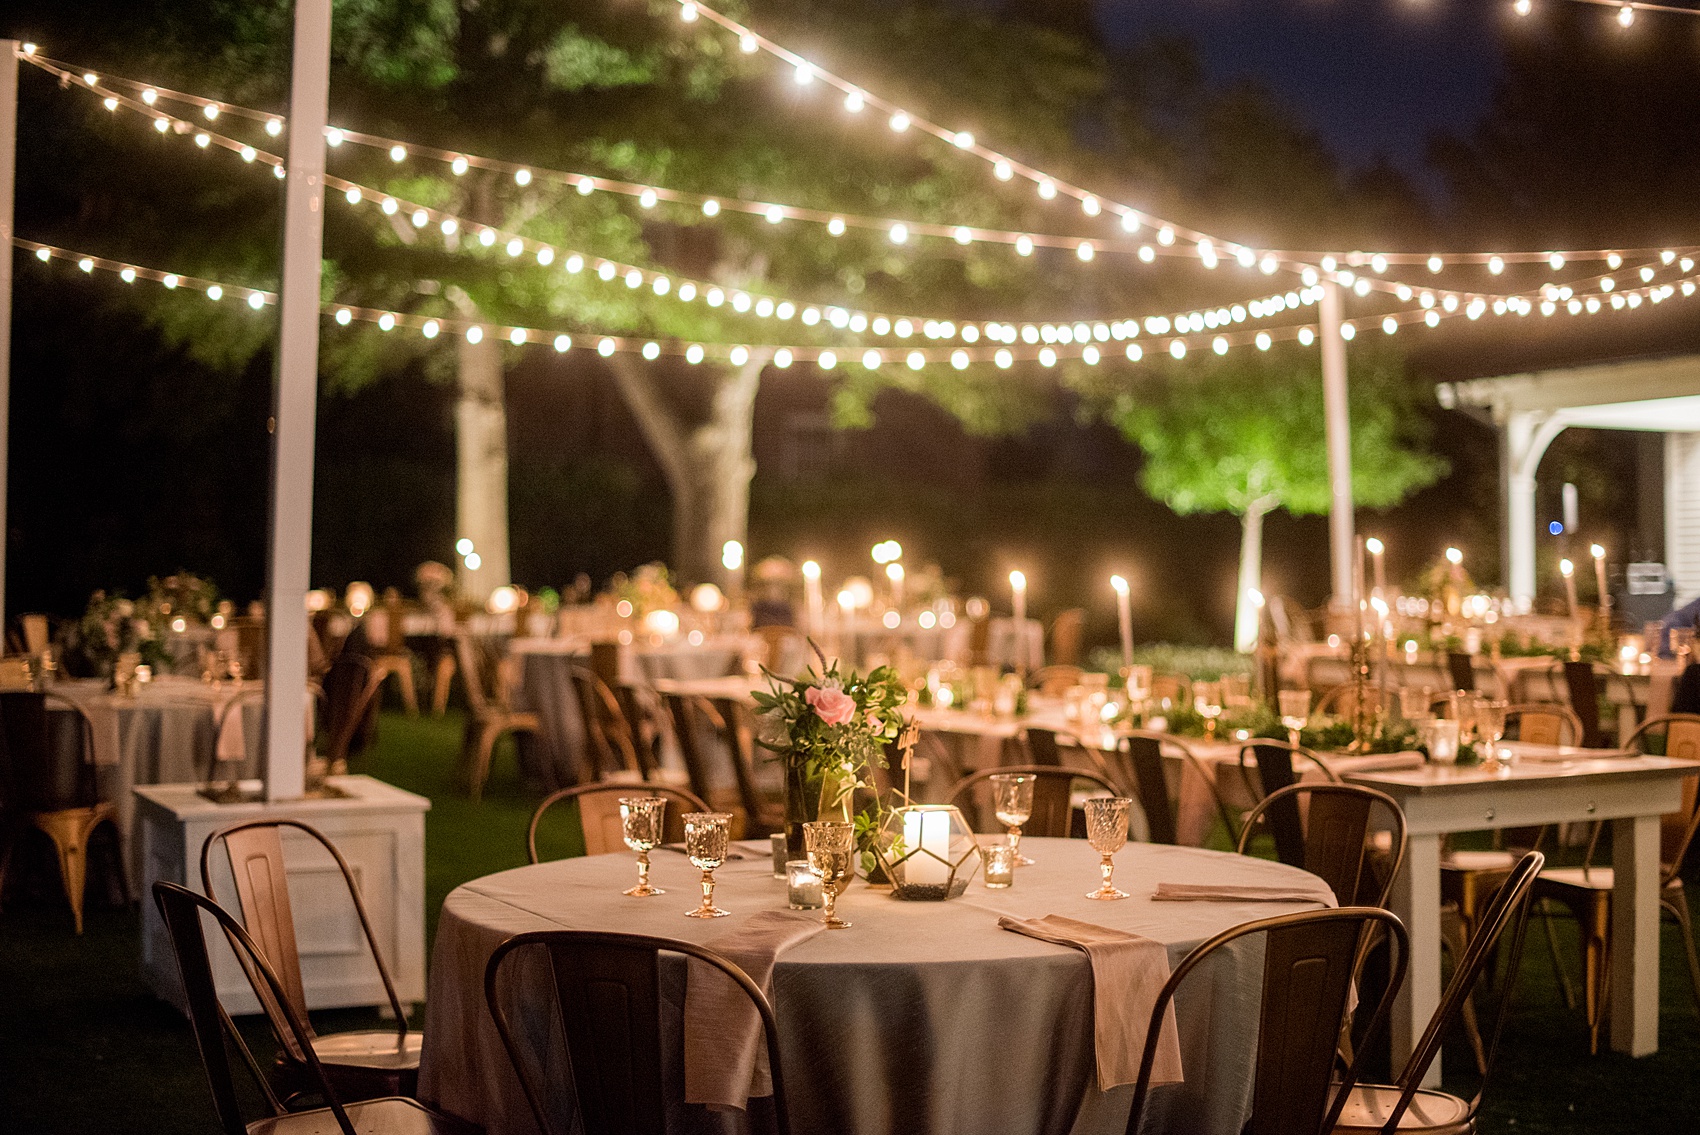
[1390,831,1444,1086]
[1609,813,1661,1056]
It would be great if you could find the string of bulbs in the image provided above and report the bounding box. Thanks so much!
[18,41,1694,290]
[20,234,1698,377]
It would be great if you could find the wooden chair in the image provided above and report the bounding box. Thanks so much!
[485,929,791,1135]
[569,664,647,782]
[0,691,122,933]
[1316,682,1387,721]
[527,784,711,862]
[152,882,472,1135]
[755,623,810,676]
[1047,608,1086,667]
[456,635,540,800]
[1504,702,1584,747]
[1126,906,1409,1135]
[364,603,420,716]
[1030,665,1084,696]
[14,613,49,655]
[948,764,1119,838]
[663,694,782,834]
[1099,730,1238,847]
[1533,713,1700,1053]
[1149,671,1191,711]
[324,650,382,766]
[1236,783,1408,909]
[1332,851,1545,1134]
[200,820,422,1102]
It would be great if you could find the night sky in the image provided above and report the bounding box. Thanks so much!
[1095,0,1509,173]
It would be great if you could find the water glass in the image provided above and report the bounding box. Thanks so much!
[1277,688,1311,744]
[1399,686,1435,722]
[979,841,1016,889]
[804,820,856,929]
[619,796,667,897]
[990,773,1036,865]
[1194,681,1223,738]
[786,860,824,909]
[682,812,732,918]
[1084,797,1132,900]
[1420,718,1461,765]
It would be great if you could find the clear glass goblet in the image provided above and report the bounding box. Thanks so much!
[804,820,856,929]
[1277,688,1311,746]
[619,796,667,897]
[682,812,732,918]
[1084,797,1132,900]
[990,772,1036,865]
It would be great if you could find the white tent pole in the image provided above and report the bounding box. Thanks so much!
[1320,280,1355,609]
[0,43,19,629]
[262,2,331,802]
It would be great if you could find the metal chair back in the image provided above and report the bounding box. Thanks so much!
[1446,651,1477,693]
[948,764,1119,837]
[1505,702,1583,747]
[1561,660,1607,747]
[1237,782,1407,909]
[1116,730,1237,846]
[569,665,644,780]
[1126,906,1408,1135]
[1627,713,1700,871]
[152,881,355,1135]
[199,819,409,1063]
[484,929,791,1135]
[527,783,709,862]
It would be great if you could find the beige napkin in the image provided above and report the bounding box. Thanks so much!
[683,910,824,1109]
[1152,881,1336,905]
[998,914,1183,1090]
[48,689,122,768]
[215,699,248,763]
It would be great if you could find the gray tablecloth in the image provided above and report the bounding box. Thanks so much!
[47,677,265,892]
[512,641,744,790]
[417,837,1334,1135]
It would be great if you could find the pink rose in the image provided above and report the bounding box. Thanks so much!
[805,684,857,726]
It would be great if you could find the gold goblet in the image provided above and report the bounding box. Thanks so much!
[682,812,732,918]
[990,772,1036,865]
[619,796,667,897]
[1084,797,1132,901]
[804,820,856,929]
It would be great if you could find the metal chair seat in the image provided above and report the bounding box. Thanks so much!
[244,1096,474,1135]
[1331,1084,1472,1133]
[310,1028,426,1072]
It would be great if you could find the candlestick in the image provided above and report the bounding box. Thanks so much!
[1560,558,1579,617]
[802,560,824,636]
[1365,537,1387,598]
[1591,544,1610,612]
[1111,575,1133,671]
[1009,570,1027,673]
[886,562,905,610]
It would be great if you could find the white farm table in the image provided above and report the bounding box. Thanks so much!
[1347,749,1700,1084]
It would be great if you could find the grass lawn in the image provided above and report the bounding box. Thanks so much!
[2,710,1697,1133]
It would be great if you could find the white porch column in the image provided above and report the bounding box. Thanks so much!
[261,0,332,802]
[0,43,18,625]
[1504,410,1567,612]
[1320,281,1355,609]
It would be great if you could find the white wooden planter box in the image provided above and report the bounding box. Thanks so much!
[136,775,429,1017]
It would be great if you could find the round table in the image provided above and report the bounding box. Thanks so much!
[417,837,1334,1135]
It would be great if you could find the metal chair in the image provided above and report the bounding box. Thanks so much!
[527,783,711,862]
[1533,713,1700,1053]
[1237,739,1340,809]
[1503,702,1584,747]
[1445,651,1477,693]
[663,694,782,835]
[1315,683,1388,721]
[0,691,122,933]
[457,635,540,800]
[199,820,422,1103]
[1126,906,1409,1135]
[1236,783,1408,909]
[485,929,791,1135]
[152,882,472,1135]
[1100,730,1238,847]
[1331,852,1546,1134]
[948,764,1120,837]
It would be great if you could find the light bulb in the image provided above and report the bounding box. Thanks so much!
[1077,242,1094,262]
[993,160,1013,181]
[451,156,469,175]
[379,313,396,331]
[995,349,1013,368]
[794,63,813,85]
[1037,179,1057,200]
[509,328,526,346]
[389,144,406,162]
[954,226,973,245]
[642,341,660,360]
[953,131,974,149]
[641,188,659,208]
[740,33,758,53]
[265,119,282,136]
[599,338,617,357]
[1015,235,1034,256]
[1618,4,1634,27]
[1549,252,1565,270]
[465,326,483,344]
[335,307,352,325]
[889,223,908,244]
[1488,256,1504,275]
[681,2,698,20]
[844,90,864,112]
[1514,0,1531,13]
[907,350,926,371]
[818,350,836,369]
[828,217,846,236]
[206,284,222,301]
[1427,255,1443,273]
[889,112,910,132]
[553,333,572,352]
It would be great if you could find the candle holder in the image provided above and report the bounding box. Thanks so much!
[871,804,980,900]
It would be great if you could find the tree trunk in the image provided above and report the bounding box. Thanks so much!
[450,297,511,601]
[605,352,768,591]
[1233,499,1276,654]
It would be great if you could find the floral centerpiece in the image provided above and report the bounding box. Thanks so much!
[752,646,910,859]
[609,562,678,619]
[139,571,220,634]
[62,590,169,679]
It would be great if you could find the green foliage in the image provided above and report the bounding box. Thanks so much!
[1080,342,1446,519]
[751,656,909,814]
[1087,643,1252,681]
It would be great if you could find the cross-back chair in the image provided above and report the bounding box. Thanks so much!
[1126,906,1409,1135]
[1099,730,1238,847]
[527,784,711,862]
[485,929,791,1135]
[200,819,421,1102]
[1236,782,1408,910]
[1503,702,1584,747]
[454,635,539,800]
[152,881,471,1135]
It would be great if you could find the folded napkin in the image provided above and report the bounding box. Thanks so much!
[48,689,122,768]
[684,910,825,1109]
[215,700,248,763]
[1152,881,1336,905]
[998,914,1183,1091]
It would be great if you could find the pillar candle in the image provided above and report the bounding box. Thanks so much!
[1111,575,1133,671]
[802,561,823,635]
[1592,547,1610,611]
[1009,571,1027,672]
[1560,559,1579,617]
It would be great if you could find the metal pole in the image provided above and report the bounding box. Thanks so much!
[1320,280,1355,610]
[0,43,19,628]
[262,2,331,801]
